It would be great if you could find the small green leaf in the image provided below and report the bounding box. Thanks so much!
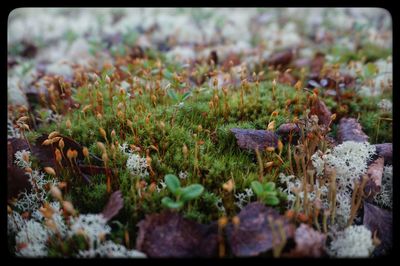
[163,69,173,80]
[181,184,204,201]
[364,63,378,77]
[142,60,149,68]
[181,91,192,101]
[265,195,279,206]
[165,174,180,194]
[161,197,184,209]
[264,182,276,192]
[264,191,277,198]
[251,181,263,196]
[167,89,179,102]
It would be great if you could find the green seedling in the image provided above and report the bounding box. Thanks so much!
[167,87,192,105]
[251,181,280,206]
[161,174,204,210]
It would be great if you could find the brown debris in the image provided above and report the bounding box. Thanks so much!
[275,123,300,144]
[337,117,369,143]
[309,98,332,127]
[364,157,384,200]
[8,139,32,198]
[374,143,392,165]
[363,202,392,255]
[222,53,241,71]
[277,72,297,86]
[136,212,218,257]
[283,224,327,258]
[310,52,325,77]
[101,190,124,222]
[225,202,295,257]
[208,50,218,65]
[230,128,279,151]
[267,49,293,68]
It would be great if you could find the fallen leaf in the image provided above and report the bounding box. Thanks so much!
[8,165,31,199]
[225,202,295,257]
[275,123,300,144]
[374,143,392,165]
[278,72,297,86]
[222,53,241,71]
[231,128,279,151]
[309,98,332,127]
[136,212,218,257]
[101,190,124,222]
[33,135,59,171]
[293,58,311,69]
[364,157,384,200]
[310,52,325,77]
[128,45,145,60]
[8,138,30,155]
[268,49,293,68]
[363,202,392,255]
[8,139,32,198]
[283,224,327,257]
[20,40,38,58]
[8,135,100,183]
[208,50,218,65]
[337,117,369,143]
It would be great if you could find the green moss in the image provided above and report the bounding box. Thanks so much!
[25,46,389,238]
[70,174,109,214]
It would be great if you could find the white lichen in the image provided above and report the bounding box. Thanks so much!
[126,153,149,179]
[8,118,21,138]
[374,165,392,209]
[234,189,253,209]
[15,220,50,257]
[156,180,167,193]
[178,171,188,180]
[15,170,58,212]
[215,197,226,213]
[8,211,26,235]
[14,150,32,169]
[322,141,376,191]
[377,99,392,113]
[68,214,111,249]
[77,241,146,258]
[281,141,376,227]
[329,225,375,258]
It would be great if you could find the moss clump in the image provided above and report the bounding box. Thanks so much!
[26,46,390,239]
[70,174,109,214]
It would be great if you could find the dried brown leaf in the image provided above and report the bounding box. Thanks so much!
[363,202,392,255]
[8,139,32,198]
[278,72,297,86]
[364,157,384,200]
[231,128,278,151]
[337,117,369,143]
[225,202,295,257]
[268,50,293,68]
[309,98,332,127]
[208,50,218,65]
[310,52,325,76]
[283,224,326,257]
[222,53,241,71]
[101,190,124,222]
[136,212,218,257]
[275,123,300,144]
[374,143,392,165]
[8,165,31,199]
